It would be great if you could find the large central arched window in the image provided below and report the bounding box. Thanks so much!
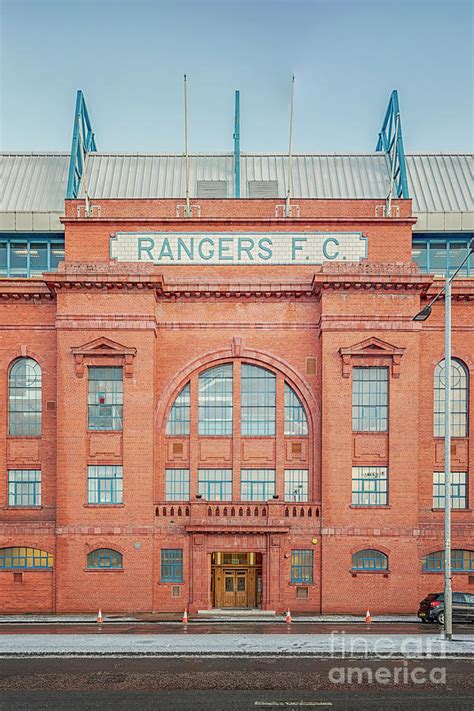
[241,365,276,436]
[198,364,233,435]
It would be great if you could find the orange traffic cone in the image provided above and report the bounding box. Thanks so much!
[97,609,103,624]
[182,608,188,624]
[365,609,372,624]
[285,608,292,624]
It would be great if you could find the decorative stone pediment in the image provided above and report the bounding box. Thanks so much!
[71,337,137,377]
[339,337,405,378]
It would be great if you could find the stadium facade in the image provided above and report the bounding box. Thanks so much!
[0,91,472,614]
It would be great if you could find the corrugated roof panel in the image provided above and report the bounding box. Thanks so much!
[0,153,69,212]
[406,154,473,213]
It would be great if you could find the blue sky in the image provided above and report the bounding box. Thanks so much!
[1,0,472,153]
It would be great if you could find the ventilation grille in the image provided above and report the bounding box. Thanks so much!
[248,180,279,198]
[196,180,227,198]
[296,586,309,599]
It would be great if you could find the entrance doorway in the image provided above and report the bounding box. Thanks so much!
[211,552,262,609]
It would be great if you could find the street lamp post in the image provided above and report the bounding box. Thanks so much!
[413,239,473,641]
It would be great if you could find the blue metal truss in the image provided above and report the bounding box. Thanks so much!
[376,90,409,199]
[66,90,97,199]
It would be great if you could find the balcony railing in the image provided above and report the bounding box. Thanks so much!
[155,501,320,522]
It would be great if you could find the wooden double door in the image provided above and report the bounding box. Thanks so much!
[212,565,261,608]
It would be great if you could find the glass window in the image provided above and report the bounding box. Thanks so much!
[198,469,233,501]
[0,242,7,275]
[412,241,427,271]
[29,243,48,276]
[9,242,28,277]
[429,243,448,276]
[284,383,308,435]
[284,469,309,501]
[166,383,190,435]
[165,469,190,501]
[434,359,468,437]
[161,549,183,582]
[8,358,42,436]
[87,465,123,504]
[50,245,65,270]
[0,547,52,569]
[433,471,467,509]
[240,469,275,501]
[352,549,388,571]
[352,367,388,432]
[422,549,474,573]
[8,469,41,507]
[88,366,123,431]
[449,241,470,276]
[352,466,388,506]
[0,236,65,277]
[291,550,313,583]
[198,364,233,435]
[87,548,122,569]
[241,364,276,436]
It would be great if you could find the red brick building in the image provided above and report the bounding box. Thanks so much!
[0,92,472,614]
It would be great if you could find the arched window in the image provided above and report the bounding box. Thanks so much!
[8,358,42,436]
[352,549,388,571]
[166,383,190,435]
[284,383,308,435]
[434,359,468,437]
[422,549,474,573]
[241,364,276,435]
[198,364,233,435]
[86,548,123,569]
[0,547,52,569]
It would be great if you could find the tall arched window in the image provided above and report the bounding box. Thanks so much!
[434,358,468,437]
[86,548,123,569]
[0,547,52,569]
[284,383,308,435]
[8,358,42,436]
[241,365,276,435]
[166,383,190,435]
[351,549,388,571]
[198,364,233,435]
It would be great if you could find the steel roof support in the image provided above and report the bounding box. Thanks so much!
[376,90,409,199]
[66,90,97,199]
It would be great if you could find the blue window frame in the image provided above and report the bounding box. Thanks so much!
[8,358,42,436]
[291,550,313,583]
[352,466,388,506]
[240,469,275,501]
[165,469,190,501]
[87,465,123,504]
[8,469,41,507]
[87,548,123,569]
[352,549,388,571]
[284,383,309,435]
[422,549,474,573]
[434,359,468,438]
[88,366,123,431]
[0,234,65,277]
[284,469,309,501]
[0,547,52,569]
[161,549,183,582]
[352,367,388,432]
[198,364,233,435]
[166,383,190,435]
[412,235,473,277]
[433,471,468,509]
[198,469,233,501]
[241,364,276,436]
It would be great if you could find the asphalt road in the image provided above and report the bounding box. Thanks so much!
[0,657,472,710]
[0,621,472,635]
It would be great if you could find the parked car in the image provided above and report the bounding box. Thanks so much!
[418,592,474,624]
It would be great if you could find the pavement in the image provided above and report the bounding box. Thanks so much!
[0,613,420,624]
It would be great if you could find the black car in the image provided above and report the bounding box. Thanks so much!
[418,592,474,624]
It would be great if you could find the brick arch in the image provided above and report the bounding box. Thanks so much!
[155,346,320,432]
[349,544,391,557]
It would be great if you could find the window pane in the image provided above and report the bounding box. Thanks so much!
[87,548,122,569]
[198,469,233,500]
[198,365,233,435]
[240,469,275,501]
[352,466,388,506]
[9,243,28,277]
[432,471,467,509]
[352,549,388,571]
[0,242,7,275]
[423,549,474,573]
[87,465,123,504]
[161,549,183,582]
[0,546,53,569]
[430,243,447,275]
[284,383,308,435]
[291,549,313,583]
[284,469,309,501]
[166,383,190,435]
[29,243,48,276]
[50,245,65,270]
[449,242,470,276]
[352,367,388,432]
[412,241,427,271]
[165,469,190,500]
[8,358,42,435]
[434,359,468,437]
[8,469,41,507]
[88,367,123,430]
[241,365,276,436]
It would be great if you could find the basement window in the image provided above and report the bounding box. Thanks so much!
[248,180,279,198]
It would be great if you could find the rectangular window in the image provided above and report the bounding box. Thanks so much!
[87,465,123,504]
[240,469,275,501]
[8,469,41,507]
[352,466,388,506]
[161,549,183,582]
[433,472,467,509]
[291,550,314,584]
[165,469,190,501]
[0,236,65,277]
[241,365,276,436]
[284,469,309,501]
[352,367,388,432]
[198,364,233,435]
[198,468,233,500]
[412,237,472,277]
[88,367,123,430]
